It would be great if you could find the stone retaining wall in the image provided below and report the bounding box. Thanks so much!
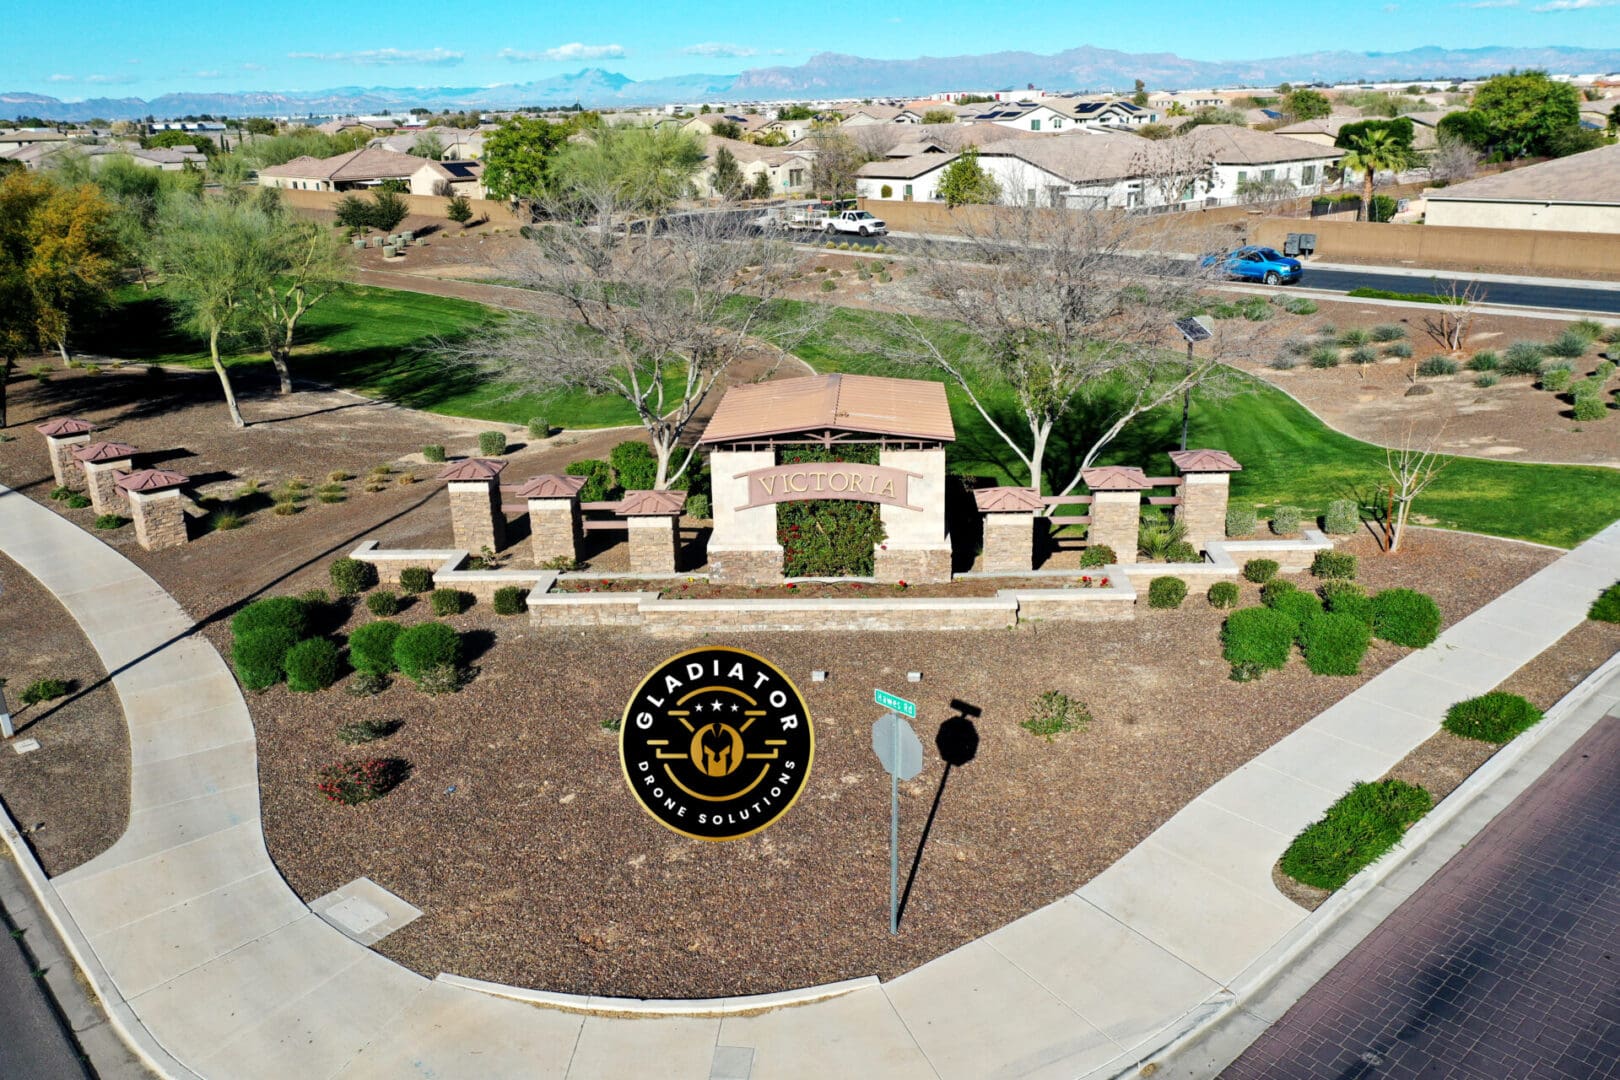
[349,542,555,601]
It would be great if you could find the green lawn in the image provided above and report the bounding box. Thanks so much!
[84,283,669,429]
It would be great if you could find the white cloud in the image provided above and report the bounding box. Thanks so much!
[47,73,75,82]
[681,42,758,58]
[287,48,464,66]
[1533,0,1616,8]
[84,73,138,85]
[539,42,627,61]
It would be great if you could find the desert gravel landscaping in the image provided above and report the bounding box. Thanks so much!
[242,530,1569,998]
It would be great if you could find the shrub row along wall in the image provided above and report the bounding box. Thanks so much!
[275,187,522,225]
[348,542,553,601]
[1251,218,1620,278]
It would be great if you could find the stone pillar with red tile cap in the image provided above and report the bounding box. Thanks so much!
[438,458,507,553]
[620,490,686,574]
[116,469,191,550]
[1168,449,1242,552]
[1081,466,1151,561]
[974,487,1045,573]
[73,441,138,515]
[513,474,585,565]
[35,417,96,490]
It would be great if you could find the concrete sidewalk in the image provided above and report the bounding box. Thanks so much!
[3,478,1617,1079]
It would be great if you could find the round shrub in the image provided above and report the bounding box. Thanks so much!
[1260,578,1297,605]
[1590,580,1620,623]
[1348,346,1378,367]
[1573,397,1607,421]
[329,556,376,597]
[1370,323,1406,343]
[1385,341,1414,359]
[565,459,614,502]
[685,493,711,519]
[1475,373,1500,388]
[422,444,446,463]
[1502,342,1544,377]
[430,588,468,616]
[1416,356,1458,377]
[477,430,508,456]
[316,758,408,805]
[1466,351,1498,372]
[1300,611,1372,675]
[1324,498,1360,536]
[1280,780,1431,891]
[609,440,658,492]
[284,637,343,693]
[393,622,461,681]
[231,596,309,640]
[527,417,551,439]
[366,589,400,617]
[1164,541,1201,564]
[492,586,527,616]
[1225,505,1258,538]
[1443,691,1543,743]
[398,567,433,594]
[1338,327,1370,348]
[1544,328,1590,359]
[1080,544,1117,568]
[1308,345,1340,368]
[1207,581,1240,609]
[1273,588,1324,627]
[1148,576,1187,609]
[1310,550,1357,580]
[1243,558,1279,583]
[94,513,127,530]
[1320,580,1373,624]
[1539,366,1572,393]
[233,626,300,691]
[1270,506,1302,535]
[348,620,402,676]
[1371,588,1442,648]
[1221,607,1297,674]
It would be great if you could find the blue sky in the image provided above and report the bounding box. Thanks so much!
[12,0,1620,97]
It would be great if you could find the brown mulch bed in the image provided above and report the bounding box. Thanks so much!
[249,529,1556,999]
[0,553,130,875]
[1274,614,1620,911]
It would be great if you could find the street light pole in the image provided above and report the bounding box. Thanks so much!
[1181,338,1194,452]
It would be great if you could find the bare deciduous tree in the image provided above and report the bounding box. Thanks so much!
[1127,137,1217,208]
[1420,277,1486,353]
[1383,423,1450,552]
[804,126,871,201]
[1429,131,1481,185]
[442,200,819,488]
[862,203,1242,500]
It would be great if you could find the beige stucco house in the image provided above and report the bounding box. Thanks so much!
[1425,144,1620,232]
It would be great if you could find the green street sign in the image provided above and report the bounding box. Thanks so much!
[874,689,916,719]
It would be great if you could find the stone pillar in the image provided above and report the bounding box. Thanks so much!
[1168,450,1243,553]
[80,459,133,514]
[974,487,1045,573]
[36,418,95,489]
[706,448,783,584]
[449,480,505,552]
[515,474,586,566]
[125,488,188,550]
[875,446,952,583]
[1081,466,1151,561]
[627,515,679,574]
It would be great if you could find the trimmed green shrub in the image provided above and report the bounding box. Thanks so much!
[527,417,552,439]
[609,440,658,492]
[1544,328,1590,359]
[1593,361,1615,382]
[1273,588,1324,627]
[1300,611,1372,675]
[231,596,308,640]
[492,586,527,615]
[393,622,461,681]
[565,459,614,502]
[1270,505,1302,535]
[1590,581,1620,622]
[1221,606,1297,674]
[1148,576,1187,609]
[1080,544,1117,568]
[1226,505,1258,537]
[1320,580,1373,624]
[284,637,343,693]
[366,590,400,617]
[1572,397,1607,421]
[1371,588,1442,648]
[1416,356,1458,377]
[1311,550,1357,580]
[1338,327,1370,348]
[93,513,127,530]
[1502,342,1544,376]
[1539,366,1573,393]
[685,494,711,519]
[19,678,69,706]
[1347,346,1378,367]
[1243,558,1279,583]
[1280,780,1432,890]
[233,626,300,691]
[348,620,402,676]
[1207,581,1240,609]
[398,567,433,594]
[329,557,376,597]
[1443,692,1544,743]
[422,444,446,463]
[1324,499,1360,536]
[1260,578,1297,604]
[477,430,508,456]
[430,588,469,616]
[1370,323,1406,342]
[1164,541,1201,564]
[1466,351,1498,372]
[64,494,91,509]
[1308,345,1340,368]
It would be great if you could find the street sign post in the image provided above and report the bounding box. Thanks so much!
[872,709,924,935]
[874,689,916,719]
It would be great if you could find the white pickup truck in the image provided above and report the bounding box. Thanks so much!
[821,209,887,236]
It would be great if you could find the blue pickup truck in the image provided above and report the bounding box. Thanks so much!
[1200,246,1304,286]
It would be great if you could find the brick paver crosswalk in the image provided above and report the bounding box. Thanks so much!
[1224,714,1620,1080]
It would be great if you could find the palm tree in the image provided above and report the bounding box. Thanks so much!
[1340,128,1409,222]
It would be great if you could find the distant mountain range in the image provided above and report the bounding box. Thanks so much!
[9,44,1620,121]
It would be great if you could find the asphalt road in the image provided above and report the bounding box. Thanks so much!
[0,877,90,1080]
[797,231,1620,314]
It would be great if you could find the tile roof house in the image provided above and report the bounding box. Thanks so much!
[697,135,814,198]
[408,159,486,198]
[257,147,434,191]
[1424,143,1620,233]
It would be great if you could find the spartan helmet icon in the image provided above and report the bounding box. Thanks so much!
[692,722,743,778]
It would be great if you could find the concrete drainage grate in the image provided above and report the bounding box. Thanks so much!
[310,876,422,945]
[709,1045,754,1080]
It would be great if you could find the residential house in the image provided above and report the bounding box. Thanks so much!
[92,145,208,171]
[1272,116,1362,147]
[682,113,761,137]
[757,116,815,142]
[1425,143,1620,232]
[257,146,429,191]
[409,159,486,199]
[1062,100,1159,126]
[854,153,959,202]
[0,128,70,153]
[314,118,381,137]
[968,101,1078,133]
[374,126,488,159]
[697,135,814,198]
[1184,126,1342,202]
[841,104,921,126]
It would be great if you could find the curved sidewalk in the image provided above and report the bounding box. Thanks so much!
[3,480,1618,1080]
